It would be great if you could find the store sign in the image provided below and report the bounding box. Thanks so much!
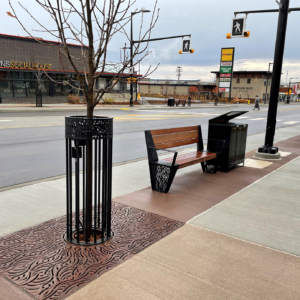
[219,82,230,88]
[0,60,52,70]
[219,88,229,92]
[220,73,231,78]
[218,47,235,95]
[221,62,232,67]
[220,66,232,73]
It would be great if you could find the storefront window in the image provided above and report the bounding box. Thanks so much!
[5,72,12,79]
[27,81,37,97]
[13,80,27,97]
[112,79,120,91]
[0,80,14,97]
[12,72,19,79]
[64,81,72,94]
[19,72,25,80]
[40,81,49,96]
[25,73,32,80]
[54,82,63,96]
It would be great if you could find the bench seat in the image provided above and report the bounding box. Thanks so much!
[163,151,216,169]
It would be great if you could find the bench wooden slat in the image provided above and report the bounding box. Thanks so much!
[163,151,216,169]
[155,138,198,149]
[150,126,198,136]
[152,130,198,145]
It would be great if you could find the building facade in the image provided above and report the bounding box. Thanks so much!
[139,78,216,100]
[0,34,136,103]
[212,71,273,101]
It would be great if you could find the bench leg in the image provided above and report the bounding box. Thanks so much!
[201,159,217,174]
[150,164,178,193]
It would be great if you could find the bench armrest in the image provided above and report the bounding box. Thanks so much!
[148,147,178,166]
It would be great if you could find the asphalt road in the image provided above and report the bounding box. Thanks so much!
[0,104,299,188]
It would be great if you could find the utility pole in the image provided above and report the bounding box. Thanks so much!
[176,66,183,83]
[265,62,273,104]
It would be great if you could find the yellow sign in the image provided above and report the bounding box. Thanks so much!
[221,48,234,62]
[137,93,140,100]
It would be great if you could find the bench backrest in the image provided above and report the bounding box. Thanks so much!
[145,125,204,163]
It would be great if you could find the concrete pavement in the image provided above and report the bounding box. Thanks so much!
[0,123,300,299]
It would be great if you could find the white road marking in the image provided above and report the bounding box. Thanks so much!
[249,118,266,121]
[0,120,12,122]
[236,116,250,119]
[283,121,299,125]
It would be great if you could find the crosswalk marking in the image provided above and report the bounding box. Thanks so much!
[249,118,266,121]
[0,120,12,122]
[236,116,249,119]
[283,121,299,125]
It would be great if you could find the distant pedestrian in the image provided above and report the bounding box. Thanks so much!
[253,95,260,110]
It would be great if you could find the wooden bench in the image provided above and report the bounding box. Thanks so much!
[176,100,186,107]
[145,125,224,193]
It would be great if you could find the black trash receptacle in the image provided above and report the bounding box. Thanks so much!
[167,97,175,106]
[208,111,248,172]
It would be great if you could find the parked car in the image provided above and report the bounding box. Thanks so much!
[233,97,249,104]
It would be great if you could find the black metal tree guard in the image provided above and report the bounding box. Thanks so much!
[65,116,113,245]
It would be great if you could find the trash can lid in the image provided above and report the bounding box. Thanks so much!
[168,97,175,100]
[209,111,248,124]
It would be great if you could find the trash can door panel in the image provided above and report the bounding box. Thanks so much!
[229,126,237,167]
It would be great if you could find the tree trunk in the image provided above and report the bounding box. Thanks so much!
[84,91,94,241]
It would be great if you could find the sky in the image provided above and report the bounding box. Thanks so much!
[2,0,300,84]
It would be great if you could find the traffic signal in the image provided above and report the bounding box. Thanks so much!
[226,33,232,39]
[127,77,137,83]
[190,49,194,53]
[179,50,182,54]
[243,31,250,38]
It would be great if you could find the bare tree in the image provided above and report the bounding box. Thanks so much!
[8,0,159,117]
[8,0,160,241]
[161,76,171,100]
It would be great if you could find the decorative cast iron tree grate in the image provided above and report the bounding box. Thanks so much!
[65,116,113,245]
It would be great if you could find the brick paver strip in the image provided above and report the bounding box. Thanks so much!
[114,135,300,222]
[0,203,183,300]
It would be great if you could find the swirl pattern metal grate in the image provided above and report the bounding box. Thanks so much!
[0,202,183,300]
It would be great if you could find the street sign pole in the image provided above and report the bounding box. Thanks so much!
[258,0,290,154]
[229,48,235,101]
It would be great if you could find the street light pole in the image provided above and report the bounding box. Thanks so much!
[130,12,133,107]
[265,62,273,104]
[234,0,300,156]
[129,10,151,107]
[258,0,290,155]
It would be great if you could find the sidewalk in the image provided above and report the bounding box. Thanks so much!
[0,125,299,300]
[0,103,237,112]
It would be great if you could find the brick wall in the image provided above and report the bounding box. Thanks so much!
[0,35,86,72]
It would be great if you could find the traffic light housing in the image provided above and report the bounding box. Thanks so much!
[244,31,250,38]
[127,77,137,83]
[226,33,231,39]
[190,49,194,53]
